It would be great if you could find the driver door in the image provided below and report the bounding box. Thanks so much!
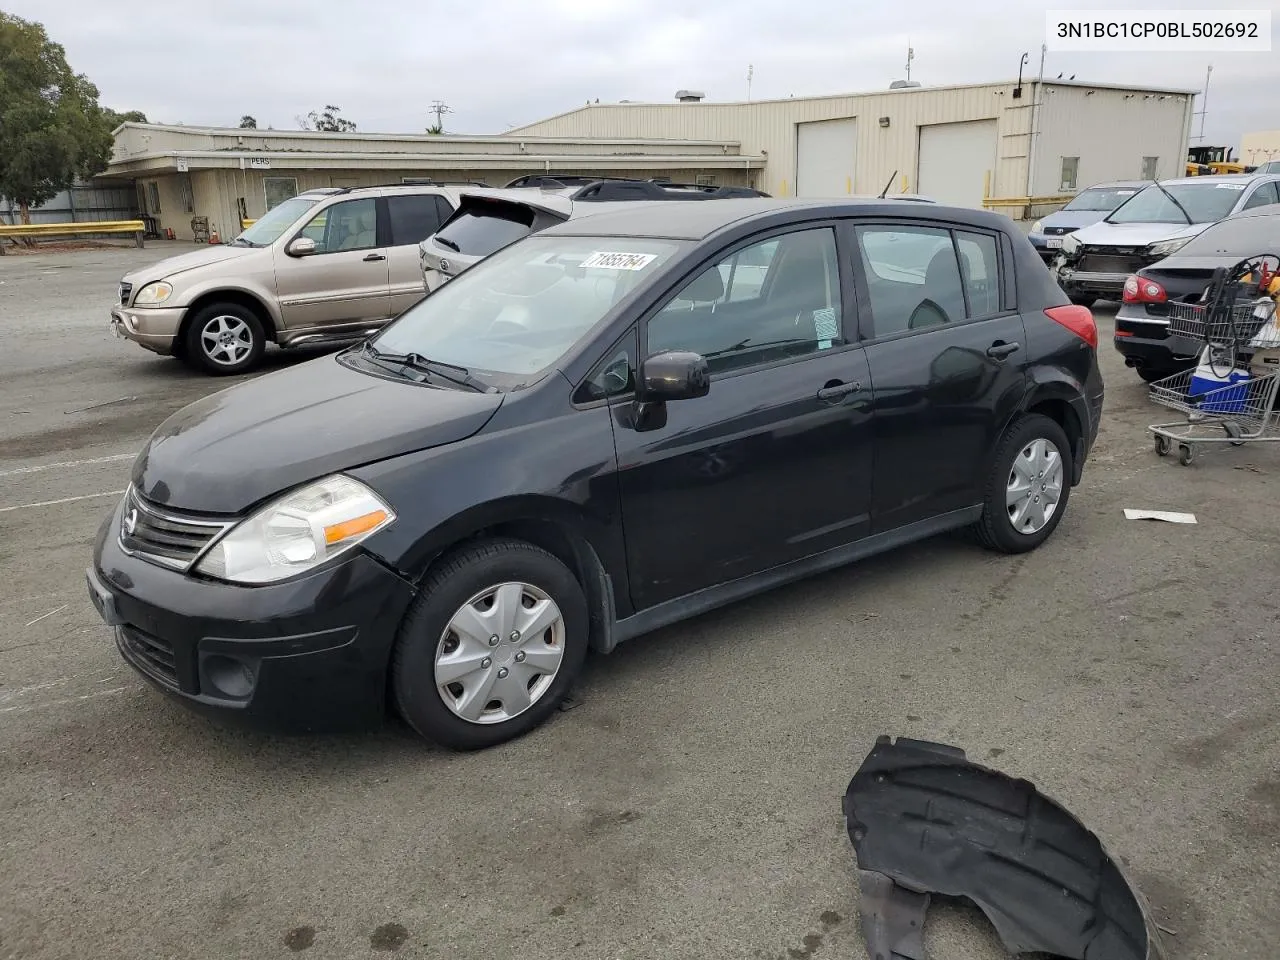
[275,197,391,330]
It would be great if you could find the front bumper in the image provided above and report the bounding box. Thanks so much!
[110,305,186,355]
[89,498,417,733]
[1027,233,1066,262]
[1057,268,1128,298]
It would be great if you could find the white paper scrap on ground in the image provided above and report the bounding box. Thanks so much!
[1123,509,1197,524]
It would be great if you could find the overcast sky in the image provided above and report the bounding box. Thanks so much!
[11,0,1278,150]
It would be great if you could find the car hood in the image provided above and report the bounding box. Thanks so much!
[122,245,258,284]
[1070,220,1207,247]
[132,355,504,514]
[1040,210,1108,231]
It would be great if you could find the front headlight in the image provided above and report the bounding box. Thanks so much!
[133,281,173,305]
[1061,233,1082,256]
[1031,220,1044,234]
[1147,236,1191,258]
[194,475,395,584]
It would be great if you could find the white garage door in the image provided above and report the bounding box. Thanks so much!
[916,120,998,208]
[795,118,857,197]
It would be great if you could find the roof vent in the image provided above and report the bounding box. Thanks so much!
[675,90,706,102]
[889,80,922,89]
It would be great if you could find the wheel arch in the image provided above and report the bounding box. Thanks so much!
[178,289,279,346]
[395,496,622,655]
[1020,380,1087,485]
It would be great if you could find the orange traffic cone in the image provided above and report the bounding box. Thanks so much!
[209,229,220,244]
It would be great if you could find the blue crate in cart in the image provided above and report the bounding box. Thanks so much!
[1189,364,1251,413]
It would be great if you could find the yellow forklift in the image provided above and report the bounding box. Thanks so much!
[1186,145,1254,176]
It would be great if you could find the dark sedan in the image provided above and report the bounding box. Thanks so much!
[89,198,1103,750]
[1114,204,1280,381]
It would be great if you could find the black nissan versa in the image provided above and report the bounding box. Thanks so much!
[88,199,1104,750]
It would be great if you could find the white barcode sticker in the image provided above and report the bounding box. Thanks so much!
[1215,182,1246,189]
[813,307,839,349]
[581,251,657,270]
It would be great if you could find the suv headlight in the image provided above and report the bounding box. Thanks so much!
[194,475,395,584]
[1031,220,1044,233]
[133,281,173,305]
[1061,233,1082,256]
[1146,236,1191,258]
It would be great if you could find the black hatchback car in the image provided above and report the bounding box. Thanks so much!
[89,199,1104,750]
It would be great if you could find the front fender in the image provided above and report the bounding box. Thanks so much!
[174,280,283,329]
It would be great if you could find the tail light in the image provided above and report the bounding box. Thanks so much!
[1122,275,1168,303]
[1045,305,1098,349]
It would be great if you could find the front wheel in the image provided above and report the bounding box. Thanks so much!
[182,303,266,375]
[391,539,588,750]
[968,414,1073,554]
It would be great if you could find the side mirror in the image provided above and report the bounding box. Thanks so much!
[637,350,710,402]
[286,236,317,257]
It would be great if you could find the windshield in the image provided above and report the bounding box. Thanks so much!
[371,235,684,379]
[1107,182,1244,224]
[234,196,322,246]
[1176,212,1280,258]
[1063,187,1141,212]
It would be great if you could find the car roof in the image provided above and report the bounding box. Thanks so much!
[542,197,1005,240]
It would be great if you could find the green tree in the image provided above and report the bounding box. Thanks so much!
[239,115,257,129]
[0,12,113,223]
[102,108,148,129]
[303,105,356,132]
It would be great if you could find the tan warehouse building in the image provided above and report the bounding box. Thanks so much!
[508,80,1197,210]
[102,77,1195,240]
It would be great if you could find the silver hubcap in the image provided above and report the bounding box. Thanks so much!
[434,582,565,724]
[1007,437,1063,535]
[200,315,253,366]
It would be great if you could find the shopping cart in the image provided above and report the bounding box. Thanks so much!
[1148,256,1280,465]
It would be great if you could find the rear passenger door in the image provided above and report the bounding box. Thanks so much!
[851,221,1027,532]
[384,193,452,315]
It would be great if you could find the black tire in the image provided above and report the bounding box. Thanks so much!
[1069,294,1098,308]
[969,414,1073,554]
[182,302,266,375]
[391,539,588,751]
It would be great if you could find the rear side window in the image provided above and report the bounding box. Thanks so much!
[856,225,965,336]
[955,231,1001,317]
[386,194,446,246]
[433,200,536,257]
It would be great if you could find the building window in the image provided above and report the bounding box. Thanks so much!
[1141,156,1159,180]
[263,177,299,211]
[695,174,717,186]
[1059,157,1079,192]
[178,175,194,214]
[146,181,161,215]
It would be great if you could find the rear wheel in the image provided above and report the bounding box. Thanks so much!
[968,414,1072,554]
[391,539,588,750]
[182,302,265,375]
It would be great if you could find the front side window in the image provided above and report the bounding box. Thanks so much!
[1241,181,1280,211]
[646,228,842,374]
[371,235,683,380]
[578,332,636,403]
[300,198,378,254]
[1107,182,1245,224]
[857,225,965,336]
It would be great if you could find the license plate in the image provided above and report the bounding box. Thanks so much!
[109,313,124,338]
[1046,237,1063,249]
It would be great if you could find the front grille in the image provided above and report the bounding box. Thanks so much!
[119,282,132,305]
[118,486,232,572]
[118,625,179,689]
[1044,226,1075,236]
[1078,252,1145,275]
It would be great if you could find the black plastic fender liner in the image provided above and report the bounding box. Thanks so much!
[842,737,1166,960]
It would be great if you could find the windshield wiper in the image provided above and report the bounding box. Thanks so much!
[229,237,258,247]
[1151,179,1193,225]
[434,236,461,252]
[361,342,494,393]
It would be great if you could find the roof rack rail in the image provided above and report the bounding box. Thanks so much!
[569,179,770,202]
[330,179,490,194]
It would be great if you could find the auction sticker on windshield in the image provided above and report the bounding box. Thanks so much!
[581,252,658,270]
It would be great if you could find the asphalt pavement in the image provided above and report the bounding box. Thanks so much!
[2,242,1278,959]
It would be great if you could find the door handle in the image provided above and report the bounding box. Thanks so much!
[363,253,387,262]
[986,341,1020,360]
[817,380,860,402]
